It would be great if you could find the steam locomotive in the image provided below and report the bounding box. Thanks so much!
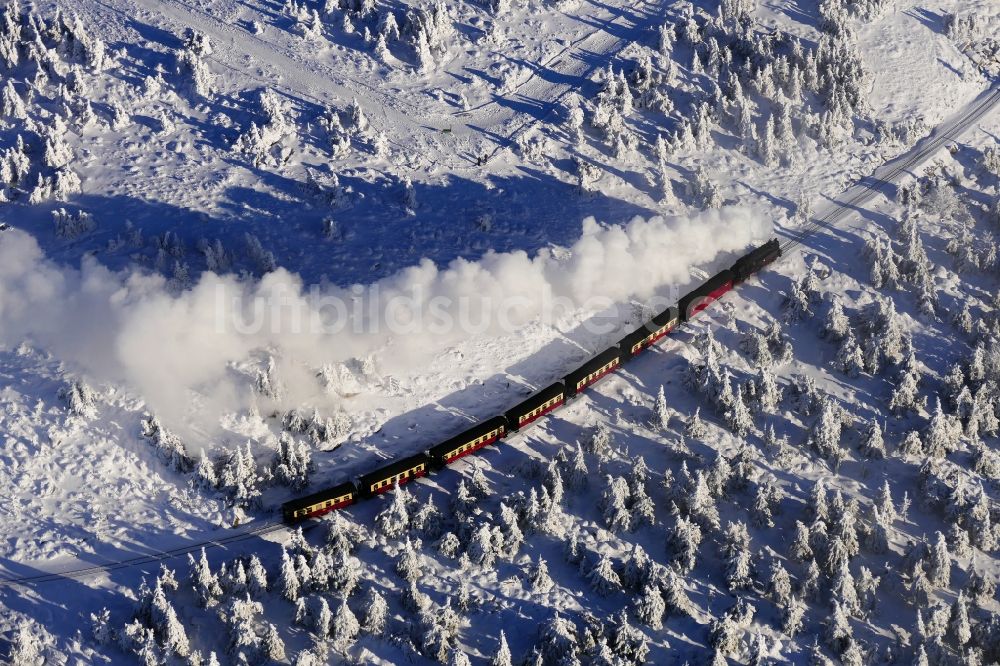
[281,239,781,522]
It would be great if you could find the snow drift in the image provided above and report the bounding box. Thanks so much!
[0,208,769,439]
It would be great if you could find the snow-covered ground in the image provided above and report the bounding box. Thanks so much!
[1,0,1000,663]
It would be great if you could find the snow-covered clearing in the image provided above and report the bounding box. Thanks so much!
[0,0,999,664]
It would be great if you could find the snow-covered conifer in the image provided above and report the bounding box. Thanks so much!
[777,595,805,638]
[629,476,656,529]
[566,443,589,491]
[90,607,115,646]
[498,503,524,558]
[375,486,410,538]
[725,543,754,592]
[687,470,720,530]
[262,623,286,662]
[188,548,222,607]
[929,531,951,588]
[965,568,996,606]
[328,550,362,598]
[445,647,472,666]
[949,592,971,647]
[768,560,793,606]
[8,623,43,666]
[245,555,267,598]
[953,301,974,334]
[361,587,389,635]
[492,631,513,666]
[537,613,579,664]
[756,367,782,414]
[831,561,860,616]
[790,521,813,562]
[1,80,27,120]
[314,597,332,636]
[799,558,821,600]
[825,600,853,653]
[600,475,631,532]
[225,595,263,656]
[725,385,753,436]
[611,610,649,663]
[44,132,73,169]
[808,398,845,463]
[620,544,651,592]
[141,416,194,474]
[860,419,886,459]
[867,488,893,538]
[898,430,923,457]
[685,407,708,439]
[331,598,359,652]
[689,167,722,209]
[823,297,851,340]
[752,480,782,528]
[924,398,962,458]
[661,568,694,617]
[436,532,461,558]
[194,450,218,490]
[278,547,300,602]
[587,553,622,596]
[396,536,423,581]
[836,331,865,377]
[738,99,758,155]
[708,613,742,657]
[467,523,498,569]
[948,523,972,560]
[530,556,554,593]
[854,566,880,617]
[759,114,778,166]
[587,421,613,461]
[632,584,665,629]
[653,385,670,430]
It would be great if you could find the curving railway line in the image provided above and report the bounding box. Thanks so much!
[781,83,1000,256]
[1,81,997,589]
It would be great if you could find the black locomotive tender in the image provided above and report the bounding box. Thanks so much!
[281,239,781,522]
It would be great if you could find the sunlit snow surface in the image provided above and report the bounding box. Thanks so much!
[0,0,999,662]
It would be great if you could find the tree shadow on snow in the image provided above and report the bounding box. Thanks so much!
[763,0,820,31]
[3,159,657,289]
[904,7,948,36]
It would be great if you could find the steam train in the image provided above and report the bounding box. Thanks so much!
[281,239,781,522]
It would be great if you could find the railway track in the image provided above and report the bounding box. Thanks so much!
[780,83,1000,255]
[0,521,291,587]
[1,79,996,589]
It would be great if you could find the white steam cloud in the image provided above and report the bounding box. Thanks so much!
[0,208,769,444]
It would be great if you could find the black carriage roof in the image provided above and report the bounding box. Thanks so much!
[731,239,781,277]
[428,415,507,457]
[565,347,621,381]
[745,238,780,258]
[679,269,734,312]
[281,481,357,511]
[358,452,430,485]
[651,305,680,327]
[619,305,680,344]
[504,381,565,417]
